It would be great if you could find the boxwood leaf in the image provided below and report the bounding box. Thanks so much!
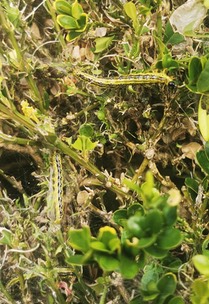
[119,255,139,279]
[54,0,72,15]
[193,255,209,276]
[157,228,182,249]
[57,15,79,29]
[68,226,91,252]
[94,254,119,271]
[72,0,84,19]
[197,59,209,92]
[196,150,209,174]
[157,273,177,295]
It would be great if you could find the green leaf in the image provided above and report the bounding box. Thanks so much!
[157,273,177,296]
[6,6,21,27]
[163,205,177,226]
[204,141,209,159]
[127,203,144,217]
[54,0,72,15]
[113,209,128,226]
[141,264,162,291]
[119,255,139,279]
[127,216,145,238]
[145,210,164,234]
[68,227,91,252]
[57,15,79,29]
[71,0,84,19]
[66,31,81,41]
[188,57,202,86]
[196,150,209,174]
[94,254,119,271]
[79,124,94,137]
[124,2,137,23]
[0,228,13,246]
[164,21,185,45]
[66,254,87,265]
[144,245,168,258]
[138,235,157,248]
[168,296,185,304]
[157,228,182,249]
[202,239,209,257]
[123,178,141,196]
[197,60,209,93]
[94,36,114,53]
[198,96,209,142]
[72,135,98,151]
[191,278,209,302]
[162,53,179,70]
[97,226,120,251]
[90,241,109,252]
[76,14,88,32]
[185,177,199,194]
[193,255,209,276]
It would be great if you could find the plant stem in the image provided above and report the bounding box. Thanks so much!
[0,273,16,304]
[99,283,108,304]
[53,138,129,199]
[0,6,45,112]
[45,0,66,49]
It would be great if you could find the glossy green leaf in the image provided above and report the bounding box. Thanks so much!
[204,141,209,159]
[97,226,119,251]
[168,296,185,304]
[163,205,177,226]
[79,124,94,137]
[57,15,79,29]
[54,0,72,15]
[164,21,185,45]
[145,209,163,234]
[198,96,209,141]
[162,53,179,69]
[196,150,209,174]
[157,273,177,295]
[127,203,144,217]
[66,31,81,41]
[66,254,87,265]
[144,245,168,258]
[71,0,84,19]
[185,177,199,194]
[68,227,91,252]
[138,235,157,248]
[188,57,202,85]
[127,216,145,238]
[94,254,119,271]
[76,14,88,32]
[141,264,162,291]
[197,60,209,92]
[113,209,128,226]
[119,255,139,279]
[90,241,109,252]
[94,36,114,53]
[191,278,209,303]
[193,255,209,276]
[157,228,182,249]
